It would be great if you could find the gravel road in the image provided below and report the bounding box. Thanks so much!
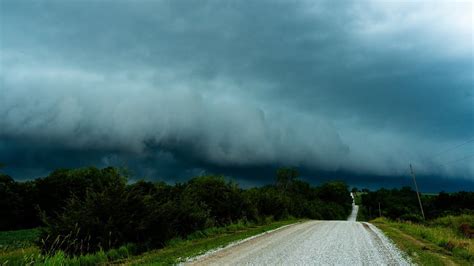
[187,201,410,265]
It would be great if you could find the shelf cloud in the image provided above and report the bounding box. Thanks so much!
[1,0,473,186]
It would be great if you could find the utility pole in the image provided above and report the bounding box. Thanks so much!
[410,164,425,220]
[378,202,382,217]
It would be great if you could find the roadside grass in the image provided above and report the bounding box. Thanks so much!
[121,219,302,265]
[429,214,474,231]
[0,228,42,265]
[372,216,474,265]
[36,244,136,266]
[0,219,300,266]
[0,246,42,266]
[0,245,135,266]
[0,227,137,265]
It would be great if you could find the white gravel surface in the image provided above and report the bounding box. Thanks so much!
[187,203,411,265]
[347,203,359,222]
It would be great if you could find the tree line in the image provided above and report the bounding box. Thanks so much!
[0,167,352,255]
[358,187,474,222]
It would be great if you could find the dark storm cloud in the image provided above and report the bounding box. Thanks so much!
[0,0,473,184]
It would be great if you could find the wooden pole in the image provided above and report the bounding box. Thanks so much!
[378,202,382,217]
[410,164,425,220]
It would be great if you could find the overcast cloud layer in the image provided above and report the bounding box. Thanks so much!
[1,0,473,187]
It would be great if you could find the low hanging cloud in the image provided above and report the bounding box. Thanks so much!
[0,0,473,182]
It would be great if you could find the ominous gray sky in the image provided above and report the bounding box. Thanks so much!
[1,0,473,189]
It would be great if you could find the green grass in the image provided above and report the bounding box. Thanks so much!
[372,215,474,265]
[0,233,136,266]
[0,219,300,266]
[0,228,42,266]
[34,246,133,266]
[0,226,136,265]
[0,228,40,250]
[429,214,474,230]
[122,219,302,265]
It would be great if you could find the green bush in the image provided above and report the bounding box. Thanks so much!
[399,213,424,223]
[38,168,135,255]
[117,245,130,258]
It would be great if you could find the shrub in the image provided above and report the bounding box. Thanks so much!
[38,168,134,255]
[399,213,424,223]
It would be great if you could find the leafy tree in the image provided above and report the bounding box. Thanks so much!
[0,174,23,230]
[317,182,352,207]
[39,168,131,255]
[183,176,251,225]
[247,186,290,220]
[36,167,125,218]
[276,167,299,193]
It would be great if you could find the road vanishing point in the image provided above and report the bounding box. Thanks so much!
[186,194,410,265]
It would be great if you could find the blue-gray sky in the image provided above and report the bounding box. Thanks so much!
[1,0,473,190]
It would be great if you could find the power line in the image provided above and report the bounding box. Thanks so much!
[430,137,474,159]
[441,153,474,166]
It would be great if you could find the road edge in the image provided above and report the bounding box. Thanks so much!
[181,220,305,265]
[363,222,413,265]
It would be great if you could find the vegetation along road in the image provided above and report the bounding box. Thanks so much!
[186,198,410,265]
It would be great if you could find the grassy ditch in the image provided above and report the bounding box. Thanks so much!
[372,215,474,265]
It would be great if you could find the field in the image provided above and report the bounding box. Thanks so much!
[0,220,300,265]
[372,214,474,265]
[0,228,40,249]
[0,228,41,265]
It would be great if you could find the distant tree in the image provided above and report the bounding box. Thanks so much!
[36,167,126,218]
[0,174,23,230]
[183,175,250,225]
[247,186,290,220]
[276,167,299,193]
[360,187,434,220]
[317,182,352,206]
